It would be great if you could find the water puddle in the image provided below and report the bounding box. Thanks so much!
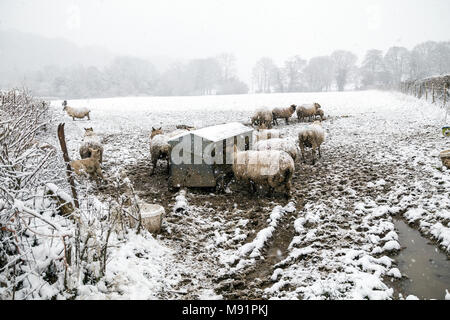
[391,218,450,300]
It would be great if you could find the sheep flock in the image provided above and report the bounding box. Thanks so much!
[61,98,327,198]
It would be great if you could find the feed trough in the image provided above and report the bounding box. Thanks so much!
[167,122,253,189]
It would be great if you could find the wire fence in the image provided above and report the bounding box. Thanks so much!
[399,79,449,106]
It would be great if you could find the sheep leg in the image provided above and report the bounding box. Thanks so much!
[300,144,306,163]
[318,146,321,159]
[150,158,157,175]
[249,180,257,194]
[285,117,289,125]
[268,186,275,197]
[311,146,316,165]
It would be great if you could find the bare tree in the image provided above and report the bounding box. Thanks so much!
[252,57,278,93]
[331,50,357,91]
[361,49,385,88]
[384,46,410,86]
[283,55,307,92]
[303,56,334,92]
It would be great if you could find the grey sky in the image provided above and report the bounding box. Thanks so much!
[1,0,449,81]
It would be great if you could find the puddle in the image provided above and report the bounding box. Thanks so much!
[391,218,450,300]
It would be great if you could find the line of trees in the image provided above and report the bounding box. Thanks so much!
[12,40,450,98]
[252,40,450,93]
[23,53,248,99]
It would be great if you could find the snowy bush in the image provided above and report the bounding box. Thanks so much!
[0,89,144,299]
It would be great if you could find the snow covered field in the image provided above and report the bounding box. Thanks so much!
[47,90,449,300]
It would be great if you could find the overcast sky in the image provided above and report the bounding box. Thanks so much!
[1,0,449,81]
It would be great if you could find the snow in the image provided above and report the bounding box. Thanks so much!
[191,122,253,142]
[238,202,295,260]
[31,90,449,300]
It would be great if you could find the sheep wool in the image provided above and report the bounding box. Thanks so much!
[232,149,294,195]
[272,105,296,125]
[298,121,326,164]
[253,138,299,162]
[297,103,321,122]
[253,129,282,142]
[79,128,103,163]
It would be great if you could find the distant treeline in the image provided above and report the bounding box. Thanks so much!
[20,54,249,99]
[251,40,450,93]
[4,38,450,98]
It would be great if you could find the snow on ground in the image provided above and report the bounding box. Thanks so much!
[47,90,449,300]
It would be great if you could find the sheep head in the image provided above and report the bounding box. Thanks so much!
[89,148,101,160]
[151,127,163,139]
[290,104,297,112]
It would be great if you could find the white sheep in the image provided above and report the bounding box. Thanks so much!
[315,108,325,121]
[79,127,103,163]
[251,108,273,128]
[253,138,299,162]
[232,145,294,196]
[62,100,91,120]
[149,127,191,175]
[296,103,322,122]
[298,121,326,165]
[272,105,296,125]
[70,148,104,182]
[253,129,282,142]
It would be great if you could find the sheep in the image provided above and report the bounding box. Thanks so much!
[253,129,282,142]
[253,138,299,162]
[272,105,297,125]
[296,103,322,122]
[315,108,325,121]
[232,145,294,196]
[298,121,326,165]
[251,108,273,129]
[79,127,104,163]
[70,148,104,182]
[62,100,91,120]
[150,127,190,175]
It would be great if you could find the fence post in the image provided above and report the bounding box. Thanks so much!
[432,83,435,103]
[425,84,428,101]
[57,123,80,209]
[445,83,448,105]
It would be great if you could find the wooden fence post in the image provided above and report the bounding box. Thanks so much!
[432,83,435,103]
[425,84,428,101]
[57,123,79,209]
[445,83,448,105]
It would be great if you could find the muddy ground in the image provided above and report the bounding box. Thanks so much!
[90,117,448,299]
[54,91,449,299]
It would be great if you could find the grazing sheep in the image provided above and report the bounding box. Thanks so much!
[176,124,196,130]
[79,127,103,163]
[251,108,273,129]
[253,129,282,142]
[253,138,299,162]
[296,103,322,122]
[232,145,294,196]
[150,127,190,175]
[298,121,326,165]
[272,105,297,125]
[70,148,104,182]
[315,108,325,121]
[62,100,91,121]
